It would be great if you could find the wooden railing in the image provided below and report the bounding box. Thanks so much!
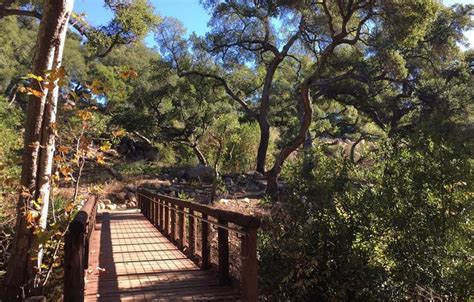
[63,195,98,302]
[137,188,261,301]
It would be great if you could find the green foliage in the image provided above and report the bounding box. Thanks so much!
[259,135,472,300]
[0,97,23,194]
[114,160,161,177]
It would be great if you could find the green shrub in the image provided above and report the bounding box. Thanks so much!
[259,137,472,301]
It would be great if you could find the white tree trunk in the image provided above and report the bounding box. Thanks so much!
[37,1,72,272]
[2,1,74,300]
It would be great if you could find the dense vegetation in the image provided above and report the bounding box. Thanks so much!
[0,0,472,300]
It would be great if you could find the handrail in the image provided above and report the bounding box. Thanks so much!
[137,188,260,301]
[63,195,98,302]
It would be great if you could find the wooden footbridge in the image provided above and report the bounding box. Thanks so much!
[63,189,260,301]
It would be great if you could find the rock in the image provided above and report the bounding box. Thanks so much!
[114,192,127,203]
[106,204,117,211]
[125,184,137,192]
[102,199,112,205]
[224,176,234,187]
[98,202,106,210]
[169,191,176,198]
[219,199,229,205]
[243,198,250,203]
[118,204,127,210]
[246,170,265,180]
[126,191,137,202]
[183,165,214,182]
[158,180,171,187]
[127,201,136,208]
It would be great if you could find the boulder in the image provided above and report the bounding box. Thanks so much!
[183,165,214,182]
[125,184,137,192]
[126,191,137,202]
[106,204,117,211]
[114,192,127,203]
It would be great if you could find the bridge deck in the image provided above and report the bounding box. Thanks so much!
[84,210,240,301]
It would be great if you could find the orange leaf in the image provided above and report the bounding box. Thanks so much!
[58,145,70,153]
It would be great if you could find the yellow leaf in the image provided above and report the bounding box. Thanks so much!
[112,128,126,138]
[96,155,106,165]
[26,73,44,82]
[78,110,94,121]
[99,142,112,151]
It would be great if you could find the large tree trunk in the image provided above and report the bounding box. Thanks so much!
[266,82,313,198]
[2,1,73,300]
[256,116,270,173]
[255,60,281,174]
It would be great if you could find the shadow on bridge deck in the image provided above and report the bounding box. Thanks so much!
[84,210,240,301]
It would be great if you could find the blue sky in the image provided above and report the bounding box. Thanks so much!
[73,0,474,49]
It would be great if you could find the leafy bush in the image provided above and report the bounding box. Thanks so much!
[259,137,472,301]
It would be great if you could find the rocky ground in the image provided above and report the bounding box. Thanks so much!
[94,165,269,216]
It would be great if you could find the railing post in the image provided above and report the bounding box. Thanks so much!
[159,199,164,231]
[218,219,230,284]
[178,205,184,250]
[64,229,84,302]
[188,209,195,257]
[164,201,169,236]
[201,213,210,270]
[151,198,155,224]
[170,204,176,242]
[241,227,258,301]
[64,195,97,302]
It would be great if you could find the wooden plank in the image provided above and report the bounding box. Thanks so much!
[217,219,230,285]
[84,210,240,301]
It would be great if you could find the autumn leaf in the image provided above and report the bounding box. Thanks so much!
[78,110,94,121]
[19,87,45,97]
[64,202,74,213]
[59,166,73,177]
[87,79,104,95]
[112,128,126,138]
[25,210,40,224]
[96,155,106,165]
[119,68,138,79]
[100,141,112,151]
[58,145,70,153]
[27,88,45,97]
[43,81,56,90]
